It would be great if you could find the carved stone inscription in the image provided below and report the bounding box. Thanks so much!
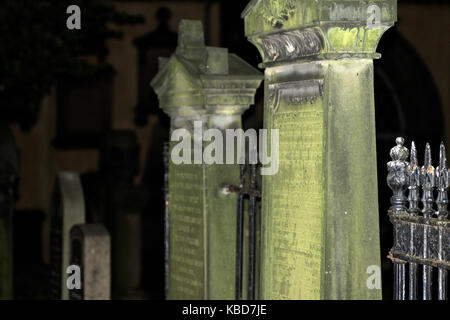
[169,160,205,299]
[264,94,324,299]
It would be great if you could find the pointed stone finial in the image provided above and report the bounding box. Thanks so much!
[151,19,263,129]
[177,19,205,48]
[421,143,435,218]
[387,137,409,212]
[176,20,206,61]
[407,141,420,216]
[435,142,449,220]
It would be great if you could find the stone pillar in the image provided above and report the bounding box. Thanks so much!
[151,20,262,299]
[243,0,397,299]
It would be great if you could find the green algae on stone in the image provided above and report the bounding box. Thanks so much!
[242,0,397,65]
[151,20,262,299]
[243,0,397,299]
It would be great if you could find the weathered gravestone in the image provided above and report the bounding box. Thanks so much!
[242,0,397,299]
[69,223,110,300]
[81,131,148,299]
[0,125,18,300]
[151,20,263,299]
[50,172,85,300]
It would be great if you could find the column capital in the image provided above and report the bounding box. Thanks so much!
[242,0,397,67]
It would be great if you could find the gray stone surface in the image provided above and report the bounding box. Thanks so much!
[70,223,111,300]
[50,172,85,299]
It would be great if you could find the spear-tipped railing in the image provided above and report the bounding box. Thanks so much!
[387,137,449,300]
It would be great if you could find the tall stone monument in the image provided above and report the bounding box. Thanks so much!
[50,172,85,300]
[242,0,397,299]
[151,20,263,299]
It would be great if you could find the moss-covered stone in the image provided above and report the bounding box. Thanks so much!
[151,20,263,299]
[244,0,395,299]
[242,0,397,66]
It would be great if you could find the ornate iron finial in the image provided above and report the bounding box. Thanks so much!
[420,143,435,218]
[435,142,448,220]
[407,141,420,216]
[390,137,409,162]
[387,137,409,212]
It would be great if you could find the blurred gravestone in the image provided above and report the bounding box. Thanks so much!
[69,223,110,300]
[81,130,148,299]
[50,172,85,300]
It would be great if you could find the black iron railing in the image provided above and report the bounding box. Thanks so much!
[222,163,261,300]
[387,137,449,300]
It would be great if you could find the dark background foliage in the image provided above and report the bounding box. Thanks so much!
[0,0,143,130]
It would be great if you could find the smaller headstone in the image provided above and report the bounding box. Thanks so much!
[50,172,85,300]
[69,224,111,300]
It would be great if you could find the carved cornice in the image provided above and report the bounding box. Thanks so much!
[249,28,324,66]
